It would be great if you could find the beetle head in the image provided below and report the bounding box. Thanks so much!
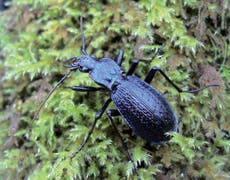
[70,55,97,72]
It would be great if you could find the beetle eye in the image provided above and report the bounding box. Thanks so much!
[78,65,83,70]
[79,66,89,72]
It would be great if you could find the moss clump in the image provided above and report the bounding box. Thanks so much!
[0,0,229,179]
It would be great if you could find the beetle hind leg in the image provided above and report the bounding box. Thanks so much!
[144,67,182,92]
[144,67,218,93]
[107,109,141,180]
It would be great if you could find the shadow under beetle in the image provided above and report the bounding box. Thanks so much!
[34,17,218,180]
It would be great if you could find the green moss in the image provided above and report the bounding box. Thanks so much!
[0,0,229,179]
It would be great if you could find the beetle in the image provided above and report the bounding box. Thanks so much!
[34,17,218,180]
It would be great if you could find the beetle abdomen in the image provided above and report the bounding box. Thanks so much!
[111,76,178,143]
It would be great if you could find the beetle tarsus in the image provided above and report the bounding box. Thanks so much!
[107,109,142,180]
[70,98,112,160]
[70,116,99,160]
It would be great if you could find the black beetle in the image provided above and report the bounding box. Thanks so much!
[34,17,218,180]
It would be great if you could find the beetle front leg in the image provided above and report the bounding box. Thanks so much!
[107,109,141,180]
[144,67,218,93]
[70,98,112,159]
[64,85,106,92]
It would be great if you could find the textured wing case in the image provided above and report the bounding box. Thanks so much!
[111,76,178,143]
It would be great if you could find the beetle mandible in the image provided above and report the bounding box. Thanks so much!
[34,16,218,180]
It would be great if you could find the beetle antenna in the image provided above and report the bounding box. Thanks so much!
[33,70,72,120]
[80,16,87,55]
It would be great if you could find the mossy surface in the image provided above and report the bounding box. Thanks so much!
[0,1,229,179]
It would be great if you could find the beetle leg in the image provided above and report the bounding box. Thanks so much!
[107,109,120,116]
[126,59,139,75]
[64,86,106,92]
[95,98,112,119]
[144,67,219,93]
[116,49,124,66]
[70,98,112,159]
[70,116,98,159]
[107,109,141,180]
[144,67,182,92]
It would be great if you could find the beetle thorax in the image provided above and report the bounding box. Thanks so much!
[89,58,123,90]
[74,55,97,72]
